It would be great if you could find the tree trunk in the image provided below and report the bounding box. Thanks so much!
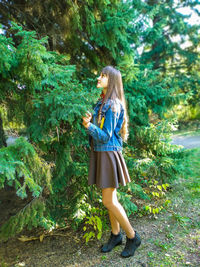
[0,113,7,148]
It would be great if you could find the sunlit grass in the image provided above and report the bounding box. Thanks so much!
[144,147,200,266]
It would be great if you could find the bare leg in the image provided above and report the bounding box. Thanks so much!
[108,210,120,235]
[102,187,135,239]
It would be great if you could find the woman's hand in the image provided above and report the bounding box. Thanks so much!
[82,112,92,129]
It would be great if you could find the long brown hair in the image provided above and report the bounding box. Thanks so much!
[98,66,129,142]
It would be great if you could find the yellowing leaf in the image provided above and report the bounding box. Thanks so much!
[162,184,167,190]
[39,234,45,242]
[97,232,102,240]
[157,185,162,191]
[155,208,159,213]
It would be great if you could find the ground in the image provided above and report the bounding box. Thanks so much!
[0,131,200,267]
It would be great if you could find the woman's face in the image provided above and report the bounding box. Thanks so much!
[97,73,108,92]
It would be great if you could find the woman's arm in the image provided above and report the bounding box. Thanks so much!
[86,103,123,144]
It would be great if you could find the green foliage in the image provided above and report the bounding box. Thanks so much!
[128,118,190,176]
[0,30,16,77]
[143,179,171,216]
[0,137,52,241]
[0,0,142,71]
[124,64,189,133]
[0,0,198,243]
[0,137,51,197]
[81,205,108,244]
[117,191,138,217]
[171,213,192,227]
[0,197,46,241]
[83,214,103,244]
[0,23,99,241]
[167,102,200,123]
[137,0,200,116]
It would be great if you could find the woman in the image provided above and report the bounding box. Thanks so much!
[82,66,141,258]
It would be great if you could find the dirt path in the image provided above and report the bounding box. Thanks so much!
[171,134,200,149]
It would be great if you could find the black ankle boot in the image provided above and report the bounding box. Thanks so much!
[120,231,141,258]
[101,231,123,253]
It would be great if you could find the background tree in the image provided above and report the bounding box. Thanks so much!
[135,0,200,123]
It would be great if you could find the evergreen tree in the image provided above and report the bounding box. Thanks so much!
[0,0,141,71]
[135,0,200,121]
[0,23,99,240]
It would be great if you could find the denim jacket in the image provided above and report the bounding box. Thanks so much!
[86,98,124,151]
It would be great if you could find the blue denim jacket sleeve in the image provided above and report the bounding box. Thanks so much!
[87,102,121,144]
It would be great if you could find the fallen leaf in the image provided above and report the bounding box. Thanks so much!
[40,234,45,242]
[18,235,38,242]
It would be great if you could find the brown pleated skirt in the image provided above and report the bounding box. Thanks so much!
[88,140,131,189]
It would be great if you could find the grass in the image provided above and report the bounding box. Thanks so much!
[0,262,8,267]
[143,147,200,266]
